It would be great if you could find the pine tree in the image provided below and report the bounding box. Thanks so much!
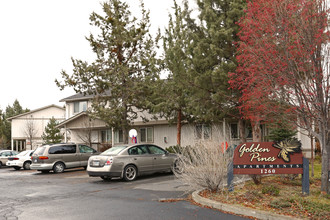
[148,0,193,146]
[2,100,29,148]
[42,117,63,144]
[184,0,246,124]
[0,109,6,149]
[56,0,160,144]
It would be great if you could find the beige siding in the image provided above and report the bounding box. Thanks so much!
[11,106,65,149]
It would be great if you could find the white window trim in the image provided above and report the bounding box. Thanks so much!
[73,101,88,114]
[114,129,124,144]
[195,124,212,140]
[140,127,154,143]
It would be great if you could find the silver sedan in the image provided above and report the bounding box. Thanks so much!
[87,144,177,181]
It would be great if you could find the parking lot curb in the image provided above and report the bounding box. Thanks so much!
[191,190,302,220]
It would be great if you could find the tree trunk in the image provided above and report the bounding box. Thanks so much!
[311,135,314,177]
[177,109,182,146]
[252,120,262,142]
[251,119,262,184]
[123,127,129,145]
[122,103,128,145]
[238,119,246,144]
[320,126,330,194]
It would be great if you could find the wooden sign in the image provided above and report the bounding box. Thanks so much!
[228,138,309,195]
[233,139,303,175]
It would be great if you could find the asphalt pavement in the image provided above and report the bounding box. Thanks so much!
[0,167,248,220]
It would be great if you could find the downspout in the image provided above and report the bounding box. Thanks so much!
[111,127,114,147]
[64,125,67,143]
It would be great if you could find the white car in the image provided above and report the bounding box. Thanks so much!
[6,150,34,170]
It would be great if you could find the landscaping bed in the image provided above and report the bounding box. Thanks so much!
[200,163,329,219]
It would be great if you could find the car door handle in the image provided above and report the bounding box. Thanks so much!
[154,158,157,160]
[134,158,137,160]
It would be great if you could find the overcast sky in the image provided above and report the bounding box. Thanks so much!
[0,0,196,111]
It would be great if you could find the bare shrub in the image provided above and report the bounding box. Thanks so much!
[173,139,234,193]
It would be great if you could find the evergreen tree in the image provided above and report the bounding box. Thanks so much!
[185,0,246,123]
[148,0,193,146]
[42,117,63,144]
[0,109,6,149]
[1,100,29,148]
[267,122,297,142]
[56,0,160,144]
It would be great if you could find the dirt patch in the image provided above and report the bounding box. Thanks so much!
[200,175,329,219]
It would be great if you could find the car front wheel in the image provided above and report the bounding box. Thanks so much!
[172,158,184,174]
[123,165,137,181]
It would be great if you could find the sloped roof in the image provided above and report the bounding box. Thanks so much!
[59,93,94,102]
[56,111,87,128]
[7,104,65,121]
[56,111,107,129]
[59,90,111,102]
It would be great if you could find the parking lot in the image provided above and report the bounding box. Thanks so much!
[0,167,246,220]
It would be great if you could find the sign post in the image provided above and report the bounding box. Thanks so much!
[228,139,309,195]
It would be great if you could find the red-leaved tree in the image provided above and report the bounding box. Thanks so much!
[229,0,330,193]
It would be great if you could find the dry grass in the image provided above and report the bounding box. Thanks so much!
[173,138,243,193]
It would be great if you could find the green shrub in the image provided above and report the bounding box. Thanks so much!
[296,198,330,218]
[166,145,184,154]
[244,190,262,201]
[266,123,297,142]
[261,185,280,196]
[270,199,292,208]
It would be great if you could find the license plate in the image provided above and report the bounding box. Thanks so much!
[93,161,100,166]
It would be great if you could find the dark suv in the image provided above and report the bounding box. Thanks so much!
[31,143,98,173]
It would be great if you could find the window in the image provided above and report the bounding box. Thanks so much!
[73,101,87,113]
[114,130,124,144]
[128,146,148,155]
[246,126,253,139]
[34,147,46,156]
[0,151,11,157]
[195,124,211,140]
[230,123,253,139]
[230,124,239,139]
[79,145,96,153]
[101,130,112,143]
[140,127,153,142]
[48,145,76,154]
[101,146,126,155]
[17,151,28,156]
[148,145,166,155]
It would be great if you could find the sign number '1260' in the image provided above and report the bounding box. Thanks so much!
[260,169,276,174]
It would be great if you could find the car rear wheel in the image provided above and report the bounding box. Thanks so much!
[0,162,2,168]
[23,161,31,170]
[14,166,21,170]
[123,165,137,181]
[53,162,65,173]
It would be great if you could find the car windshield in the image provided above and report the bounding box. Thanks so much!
[17,151,29,156]
[33,146,46,156]
[101,146,127,155]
